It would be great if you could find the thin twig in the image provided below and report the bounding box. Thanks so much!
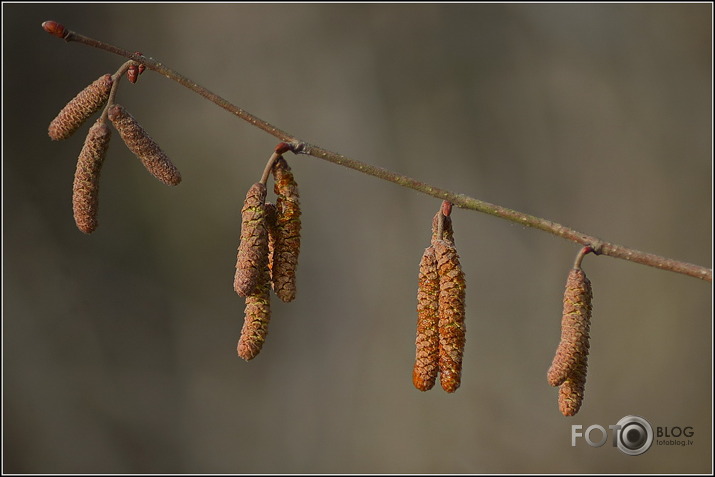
[43,21,712,283]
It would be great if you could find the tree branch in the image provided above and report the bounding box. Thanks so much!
[42,21,712,283]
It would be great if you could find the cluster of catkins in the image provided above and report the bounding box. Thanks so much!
[413,201,467,393]
[48,70,181,234]
[47,55,595,418]
[411,204,594,416]
[233,150,301,361]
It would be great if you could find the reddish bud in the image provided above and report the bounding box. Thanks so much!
[127,64,139,84]
[275,142,292,155]
[42,21,68,39]
[441,201,452,217]
[133,52,146,75]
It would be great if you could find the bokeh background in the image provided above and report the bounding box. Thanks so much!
[3,3,712,474]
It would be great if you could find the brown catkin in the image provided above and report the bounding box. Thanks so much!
[270,156,301,302]
[237,262,272,361]
[234,183,269,297]
[433,239,466,393]
[413,246,440,391]
[107,104,181,186]
[547,268,593,387]
[72,119,112,234]
[558,356,588,416]
[49,74,113,141]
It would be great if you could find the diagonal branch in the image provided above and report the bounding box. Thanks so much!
[42,21,712,282]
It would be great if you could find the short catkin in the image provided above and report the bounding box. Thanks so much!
[434,239,466,393]
[237,262,272,361]
[413,245,440,391]
[234,183,269,297]
[270,156,301,302]
[547,268,593,387]
[72,119,112,234]
[49,74,113,141]
[107,104,181,186]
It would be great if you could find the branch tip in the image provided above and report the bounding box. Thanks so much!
[42,20,69,40]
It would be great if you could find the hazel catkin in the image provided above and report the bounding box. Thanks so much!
[433,239,466,393]
[558,355,588,416]
[234,183,269,297]
[413,246,440,391]
[237,262,272,361]
[107,104,181,186]
[72,119,112,234]
[547,268,593,387]
[48,74,113,141]
[270,156,301,302]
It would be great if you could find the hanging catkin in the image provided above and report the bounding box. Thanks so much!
[234,183,269,297]
[434,238,466,393]
[237,262,272,361]
[49,74,113,141]
[547,268,593,387]
[72,119,112,234]
[107,104,182,186]
[413,245,440,391]
[270,156,301,302]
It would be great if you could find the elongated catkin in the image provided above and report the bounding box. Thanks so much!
[237,262,272,361]
[547,268,592,387]
[49,74,113,141]
[270,156,301,302]
[72,119,112,234]
[234,183,269,297]
[413,246,440,391]
[107,104,181,186]
[434,239,466,393]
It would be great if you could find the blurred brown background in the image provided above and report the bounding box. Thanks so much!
[3,3,712,474]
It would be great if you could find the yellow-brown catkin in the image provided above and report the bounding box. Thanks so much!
[237,263,272,361]
[547,268,593,387]
[434,239,466,393]
[107,104,182,186]
[558,356,588,416]
[234,183,269,297]
[413,246,440,391]
[72,119,112,234]
[49,74,113,141]
[270,156,301,302]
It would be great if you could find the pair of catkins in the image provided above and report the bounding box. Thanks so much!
[233,154,301,361]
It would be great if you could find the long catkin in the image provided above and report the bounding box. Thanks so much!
[270,156,301,302]
[108,104,181,186]
[413,246,440,391]
[72,119,112,234]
